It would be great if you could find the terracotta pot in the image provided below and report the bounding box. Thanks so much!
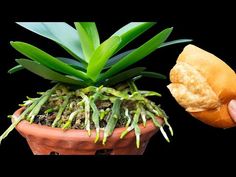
[13,107,163,155]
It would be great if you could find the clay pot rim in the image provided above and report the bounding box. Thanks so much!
[13,107,163,141]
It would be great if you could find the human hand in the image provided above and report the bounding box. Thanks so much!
[228,100,236,123]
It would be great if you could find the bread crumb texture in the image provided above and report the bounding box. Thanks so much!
[167,61,220,112]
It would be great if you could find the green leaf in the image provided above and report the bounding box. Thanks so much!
[57,57,86,71]
[100,27,173,81]
[141,71,166,79]
[8,65,24,74]
[11,41,89,81]
[79,22,100,48]
[112,22,156,52]
[104,67,146,86]
[16,22,85,62]
[87,36,121,81]
[16,59,86,86]
[74,22,98,62]
[103,39,192,70]
[104,49,134,70]
[160,39,192,48]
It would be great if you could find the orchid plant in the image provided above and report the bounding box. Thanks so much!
[0,22,191,147]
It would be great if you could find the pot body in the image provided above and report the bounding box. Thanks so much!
[13,107,163,155]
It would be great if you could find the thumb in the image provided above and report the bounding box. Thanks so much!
[228,100,236,123]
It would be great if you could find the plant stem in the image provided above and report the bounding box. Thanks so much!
[124,108,132,127]
[28,95,47,123]
[0,96,41,144]
[147,100,173,137]
[139,90,162,97]
[102,98,121,145]
[19,98,37,107]
[140,105,147,127]
[158,107,173,136]
[120,106,141,142]
[90,99,100,143]
[100,108,111,120]
[99,109,105,120]
[62,109,80,129]
[78,92,91,136]
[120,126,134,139]
[160,127,170,143]
[79,86,97,94]
[146,111,161,127]
[28,84,59,123]
[44,108,54,114]
[52,93,71,128]
[134,124,140,148]
[101,87,129,99]
[146,111,170,142]
[128,80,138,92]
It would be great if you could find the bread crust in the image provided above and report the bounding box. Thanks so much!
[167,44,236,128]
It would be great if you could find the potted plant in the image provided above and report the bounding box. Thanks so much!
[0,22,190,155]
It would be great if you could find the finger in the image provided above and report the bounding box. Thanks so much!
[228,100,236,123]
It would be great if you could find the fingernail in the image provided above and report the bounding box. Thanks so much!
[228,100,236,122]
[229,100,236,110]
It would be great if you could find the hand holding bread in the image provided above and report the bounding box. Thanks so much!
[167,44,236,128]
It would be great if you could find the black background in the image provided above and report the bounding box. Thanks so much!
[0,2,236,172]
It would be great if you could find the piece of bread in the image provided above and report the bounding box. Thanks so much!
[167,44,236,128]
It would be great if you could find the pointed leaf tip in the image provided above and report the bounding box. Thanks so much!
[112,22,157,53]
[11,41,89,81]
[100,27,173,80]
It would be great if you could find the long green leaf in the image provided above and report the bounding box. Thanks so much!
[141,71,166,79]
[112,22,156,52]
[79,22,100,48]
[104,39,191,70]
[16,22,85,62]
[104,67,146,86]
[8,65,24,74]
[87,36,121,81]
[16,59,86,86]
[11,41,89,81]
[74,22,97,62]
[99,27,173,81]
[104,49,134,70]
[57,57,86,71]
[159,39,192,48]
